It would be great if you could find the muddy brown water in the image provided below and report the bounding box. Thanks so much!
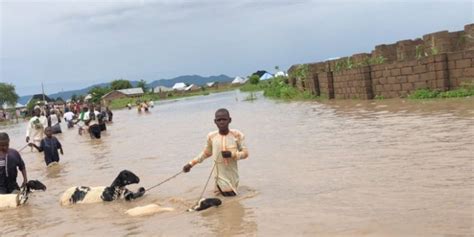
[1,91,473,236]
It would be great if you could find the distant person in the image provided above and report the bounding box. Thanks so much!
[87,108,101,139]
[182,108,249,196]
[127,103,132,110]
[48,109,62,134]
[149,100,154,108]
[29,127,63,166]
[26,108,48,147]
[63,108,75,128]
[97,107,107,131]
[0,132,28,194]
[106,107,113,122]
[76,107,89,135]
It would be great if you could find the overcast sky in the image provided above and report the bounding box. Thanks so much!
[1,0,472,96]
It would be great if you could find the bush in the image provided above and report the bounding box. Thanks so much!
[249,75,260,85]
[408,83,474,99]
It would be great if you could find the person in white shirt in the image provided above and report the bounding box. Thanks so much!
[63,108,75,128]
[49,109,62,134]
[26,108,48,146]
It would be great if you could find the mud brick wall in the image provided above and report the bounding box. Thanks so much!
[447,50,474,87]
[287,24,473,100]
[371,55,449,98]
[318,72,334,99]
[333,66,373,99]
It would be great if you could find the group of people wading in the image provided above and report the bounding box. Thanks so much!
[1,107,249,207]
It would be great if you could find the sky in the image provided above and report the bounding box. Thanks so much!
[0,0,473,96]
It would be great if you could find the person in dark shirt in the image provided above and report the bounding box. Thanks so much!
[0,132,28,194]
[29,127,63,166]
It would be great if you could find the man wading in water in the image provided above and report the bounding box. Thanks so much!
[183,108,249,196]
[0,133,28,194]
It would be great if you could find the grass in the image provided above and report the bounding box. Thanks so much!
[408,83,474,99]
[108,85,239,110]
[262,76,316,100]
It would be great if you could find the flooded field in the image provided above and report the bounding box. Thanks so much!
[1,90,473,236]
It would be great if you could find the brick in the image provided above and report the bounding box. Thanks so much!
[436,70,448,79]
[415,82,428,89]
[413,65,427,73]
[407,74,419,83]
[375,71,383,78]
[391,68,401,76]
[420,56,435,64]
[402,83,413,91]
[434,54,447,62]
[388,76,397,84]
[456,59,471,68]
[434,62,447,71]
[398,76,408,83]
[448,61,456,69]
[464,68,474,77]
[420,72,436,81]
[401,67,413,75]
[383,70,391,77]
[437,79,448,88]
[447,52,464,61]
[427,63,436,71]
[463,50,474,59]
[450,69,463,78]
[392,84,401,90]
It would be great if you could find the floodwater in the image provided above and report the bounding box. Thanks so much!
[1,90,473,237]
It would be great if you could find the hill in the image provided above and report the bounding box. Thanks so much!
[18,74,233,104]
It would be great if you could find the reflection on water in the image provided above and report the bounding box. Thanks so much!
[0,91,473,236]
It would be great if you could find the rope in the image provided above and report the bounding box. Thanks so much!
[195,162,216,204]
[17,144,30,153]
[145,170,183,192]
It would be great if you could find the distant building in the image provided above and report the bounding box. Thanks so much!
[172,82,187,91]
[260,72,274,80]
[154,86,173,93]
[251,70,268,78]
[27,94,53,105]
[101,87,144,105]
[206,82,217,88]
[231,76,247,84]
[117,88,144,97]
[185,84,200,92]
[274,71,288,77]
[2,102,26,110]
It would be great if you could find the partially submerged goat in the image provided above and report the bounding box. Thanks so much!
[60,170,145,206]
[0,180,47,210]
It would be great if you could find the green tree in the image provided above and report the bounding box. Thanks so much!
[71,94,77,102]
[249,74,260,85]
[26,98,39,113]
[0,82,19,107]
[136,79,147,93]
[56,97,64,102]
[110,79,132,90]
[88,86,112,104]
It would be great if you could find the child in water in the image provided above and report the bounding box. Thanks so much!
[29,127,64,166]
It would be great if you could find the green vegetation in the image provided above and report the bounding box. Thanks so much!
[88,86,112,104]
[110,79,132,90]
[408,83,474,99]
[107,85,237,110]
[248,74,260,85]
[263,76,315,100]
[333,56,386,72]
[374,95,385,100]
[136,79,148,92]
[0,82,19,107]
[290,64,310,81]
